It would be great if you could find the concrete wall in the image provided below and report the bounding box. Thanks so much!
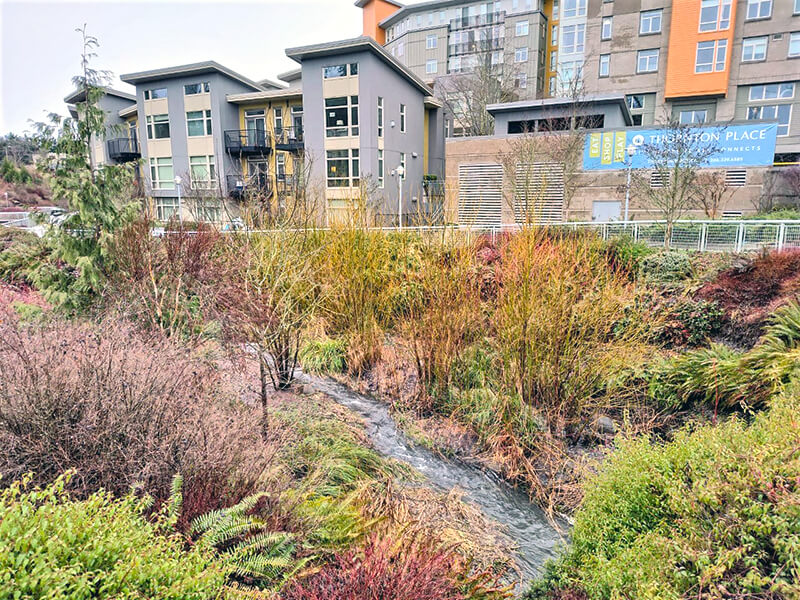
[491,101,629,135]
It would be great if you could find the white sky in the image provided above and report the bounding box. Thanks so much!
[0,0,415,134]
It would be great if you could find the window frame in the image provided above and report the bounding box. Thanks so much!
[144,87,167,100]
[184,82,210,95]
[426,34,438,49]
[149,156,174,191]
[599,53,610,77]
[745,0,772,21]
[601,16,613,41]
[741,36,768,62]
[695,39,728,73]
[516,20,529,37]
[749,83,795,101]
[146,114,170,140]
[426,59,438,74]
[561,23,585,54]
[679,109,708,124]
[186,109,212,137]
[400,103,406,133]
[377,149,384,189]
[562,0,586,19]
[636,49,660,73]
[325,148,360,188]
[515,46,529,62]
[189,155,217,189]
[789,32,800,58]
[639,9,663,35]
[551,25,558,46]
[322,63,358,79]
[699,0,732,32]
[377,97,384,138]
[747,103,792,136]
[324,95,359,138]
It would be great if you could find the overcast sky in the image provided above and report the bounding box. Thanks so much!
[0,0,391,135]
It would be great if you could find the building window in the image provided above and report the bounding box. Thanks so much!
[449,56,462,73]
[377,149,384,189]
[695,39,727,73]
[627,94,645,110]
[186,110,212,137]
[637,49,659,73]
[790,33,800,58]
[426,34,437,49]
[562,0,586,19]
[144,88,167,100]
[398,41,405,57]
[326,149,359,188]
[400,103,406,133]
[377,97,384,138]
[517,72,528,88]
[426,59,438,74]
[189,155,216,188]
[559,61,583,87]
[796,0,800,15]
[561,24,585,54]
[746,0,772,20]
[699,0,732,31]
[146,114,170,139]
[747,104,792,136]
[325,96,359,137]
[742,36,768,62]
[553,0,559,20]
[640,9,662,35]
[322,63,358,79]
[274,107,283,133]
[399,152,406,180]
[679,110,707,124]
[599,54,610,77]
[550,50,557,70]
[149,157,174,190]
[154,197,179,221]
[515,47,529,62]
[184,82,210,95]
[601,17,612,40]
[749,83,795,100]
[551,25,558,45]
[548,75,556,95]
[516,20,529,36]
[492,51,503,65]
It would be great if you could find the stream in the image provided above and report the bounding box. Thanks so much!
[309,376,564,588]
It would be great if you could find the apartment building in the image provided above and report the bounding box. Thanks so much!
[69,38,445,226]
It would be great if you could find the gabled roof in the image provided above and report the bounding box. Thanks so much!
[120,61,263,92]
[285,36,433,97]
[64,86,136,104]
[226,88,304,104]
[354,0,403,8]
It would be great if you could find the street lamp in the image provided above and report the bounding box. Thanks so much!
[624,144,637,223]
[396,165,405,231]
[174,176,183,225]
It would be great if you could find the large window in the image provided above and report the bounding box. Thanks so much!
[746,0,772,20]
[377,97,384,138]
[790,32,800,58]
[562,0,586,18]
[695,39,727,73]
[599,54,610,77]
[154,197,179,221]
[146,114,170,139]
[186,110,212,136]
[144,88,167,100]
[515,47,529,62]
[400,104,406,133]
[749,83,795,100]
[559,61,583,86]
[601,16,612,40]
[747,104,792,136]
[516,20,529,36]
[326,149,359,188]
[426,59,438,74]
[325,96,359,138]
[377,149,384,189]
[640,9,662,34]
[322,63,358,79]
[149,157,174,190]
[742,36,768,62]
[561,24,585,54]
[189,155,216,188]
[184,82,210,95]
[627,94,645,110]
[679,110,707,124]
[700,0,732,31]
[551,25,558,45]
[637,49,659,73]
[426,34,437,49]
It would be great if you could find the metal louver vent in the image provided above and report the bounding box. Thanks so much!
[725,169,747,187]
[514,162,565,224]
[458,163,504,227]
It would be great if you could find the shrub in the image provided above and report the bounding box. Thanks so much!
[638,251,693,284]
[0,229,48,286]
[604,235,654,277]
[531,392,800,600]
[300,337,347,374]
[0,474,225,600]
[0,316,274,517]
[654,298,725,347]
[279,534,469,600]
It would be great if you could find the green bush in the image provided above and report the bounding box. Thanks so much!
[0,474,225,600]
[528,392,800,600]
[655,298,725,347]
[639,251,693,284]
[300,337,348,375]
[0,157,32,184]
[604,235,654,277]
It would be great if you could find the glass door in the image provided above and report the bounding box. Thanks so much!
[244,110,266,147]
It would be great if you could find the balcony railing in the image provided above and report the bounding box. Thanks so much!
[274,126,304,152]
[448,37,503,56]
[450,11,505,30]
[226,174,272,199]
[106,137,140,162]
[224,129,272,155]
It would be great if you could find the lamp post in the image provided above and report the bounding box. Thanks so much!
[396,165,405,231]
[624,144,637,223]
[174,176,183,225]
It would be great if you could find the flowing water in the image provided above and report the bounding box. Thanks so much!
[310,376,564,588]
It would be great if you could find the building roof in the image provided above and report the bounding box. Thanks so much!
[226,88,304,104]
[120,61,263,92]
[487,94,633,126]
[354,0,404,8]
[118,104,138,118]
[64,86,136,104]
[377,0,476,27]
[285,36,434,97]
[277,68,302,83]
[258,78,287,90]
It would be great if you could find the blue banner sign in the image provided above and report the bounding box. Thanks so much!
[583,123,778,171]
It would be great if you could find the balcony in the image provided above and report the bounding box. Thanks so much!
[274,127,304,153]
[448,37,503,57]
[106,137,140,162]
[226,173,273,199]
[224,129,272,156]
[450,11,504,30]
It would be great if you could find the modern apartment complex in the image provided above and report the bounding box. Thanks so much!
[358,0,800,161]
[67,38,446,225]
